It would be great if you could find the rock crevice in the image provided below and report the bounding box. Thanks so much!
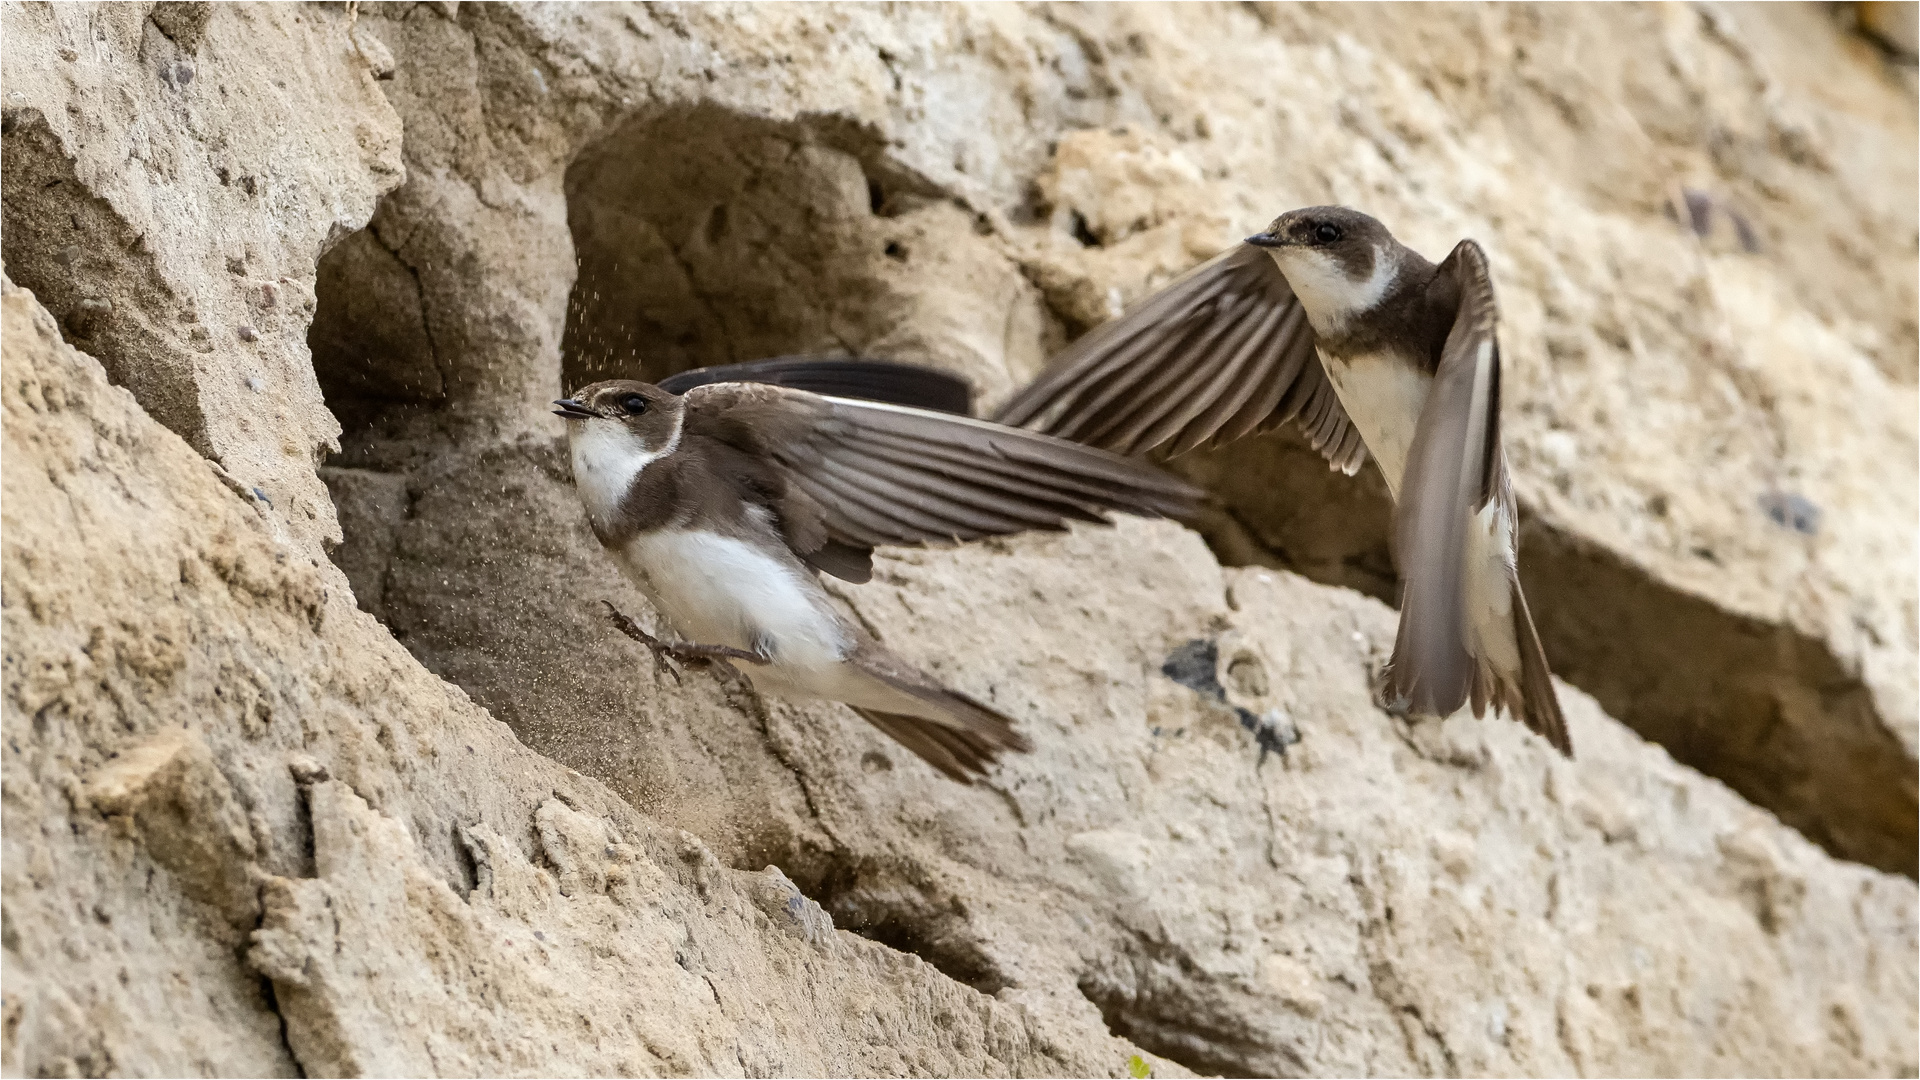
[3,3,1915,1077]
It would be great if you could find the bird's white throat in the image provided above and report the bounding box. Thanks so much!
[568,416,681,532]
[1266,245,1397,335]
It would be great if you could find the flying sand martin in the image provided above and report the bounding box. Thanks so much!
[554,376,1202,781]
[995,206,1571,755]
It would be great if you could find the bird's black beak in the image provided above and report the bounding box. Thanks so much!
[552,398,597,420]
[1245,231,1286,249]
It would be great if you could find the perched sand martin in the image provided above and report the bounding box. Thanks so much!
[554,377,1203,781]
[995,206,1571,755]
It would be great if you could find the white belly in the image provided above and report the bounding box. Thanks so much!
[1317,346,1431,498]
[613,529,852,679]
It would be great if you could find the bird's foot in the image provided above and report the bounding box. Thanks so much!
[1369,666,1413,717]
[603,602,684,684]
[666,641,769,666]
[602,601,767,685]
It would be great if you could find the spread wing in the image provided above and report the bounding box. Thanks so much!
[684,383,1203,584]
[992,244,1367,471]
[1386,240,1569,754]
[658,356,972,415]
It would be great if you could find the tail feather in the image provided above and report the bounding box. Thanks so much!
[845,663,1032,782]
[1390,578,1573,758]
[852,704,1020,783]
[836,642,1033,781]
[1511,581,1572,756]
[1384,599,1477,720]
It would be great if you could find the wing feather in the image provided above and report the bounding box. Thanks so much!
[807,456,994,541]
[1166,299,1294,455]
[833,442,1094,530]
[1383,240,1569,754]
[1212,304,1314,446]
[811,455,1041,540]
[1385,241,1499,719]
[848,432,1113,523]
[658,356,972,415]
[790,473,895,547]
[1120,293,1287,455]
[993,245,1366,472]
[1047,316,1215,445]
[1072,315,1234,451]
[997,252,1243,431]
[683,384,1203,569]
[838,402,1200,508]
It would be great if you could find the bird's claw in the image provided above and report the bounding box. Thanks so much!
[603,600,685,685]
[602,601,768,686]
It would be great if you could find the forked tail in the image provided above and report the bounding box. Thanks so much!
[850,683,1032,783]
[1511,581,1571,756]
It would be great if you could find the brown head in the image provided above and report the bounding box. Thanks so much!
[553,380,689,533]
[1246,206,1407,333]
[554,379,686,446]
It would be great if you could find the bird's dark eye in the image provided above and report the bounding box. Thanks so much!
[620,394,648,415]
[1313,223,1342,244]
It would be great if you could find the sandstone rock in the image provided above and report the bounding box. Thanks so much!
[0,1,404,556]
[3,2,1916,1077]
[86,727,262,932]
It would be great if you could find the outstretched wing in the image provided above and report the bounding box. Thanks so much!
[659,356,972,415]
[1385,240,1569,754]
[993,244,1366,471]
[684,383,1203,584]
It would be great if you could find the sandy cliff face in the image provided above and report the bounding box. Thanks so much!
[3,3,1915,1076]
